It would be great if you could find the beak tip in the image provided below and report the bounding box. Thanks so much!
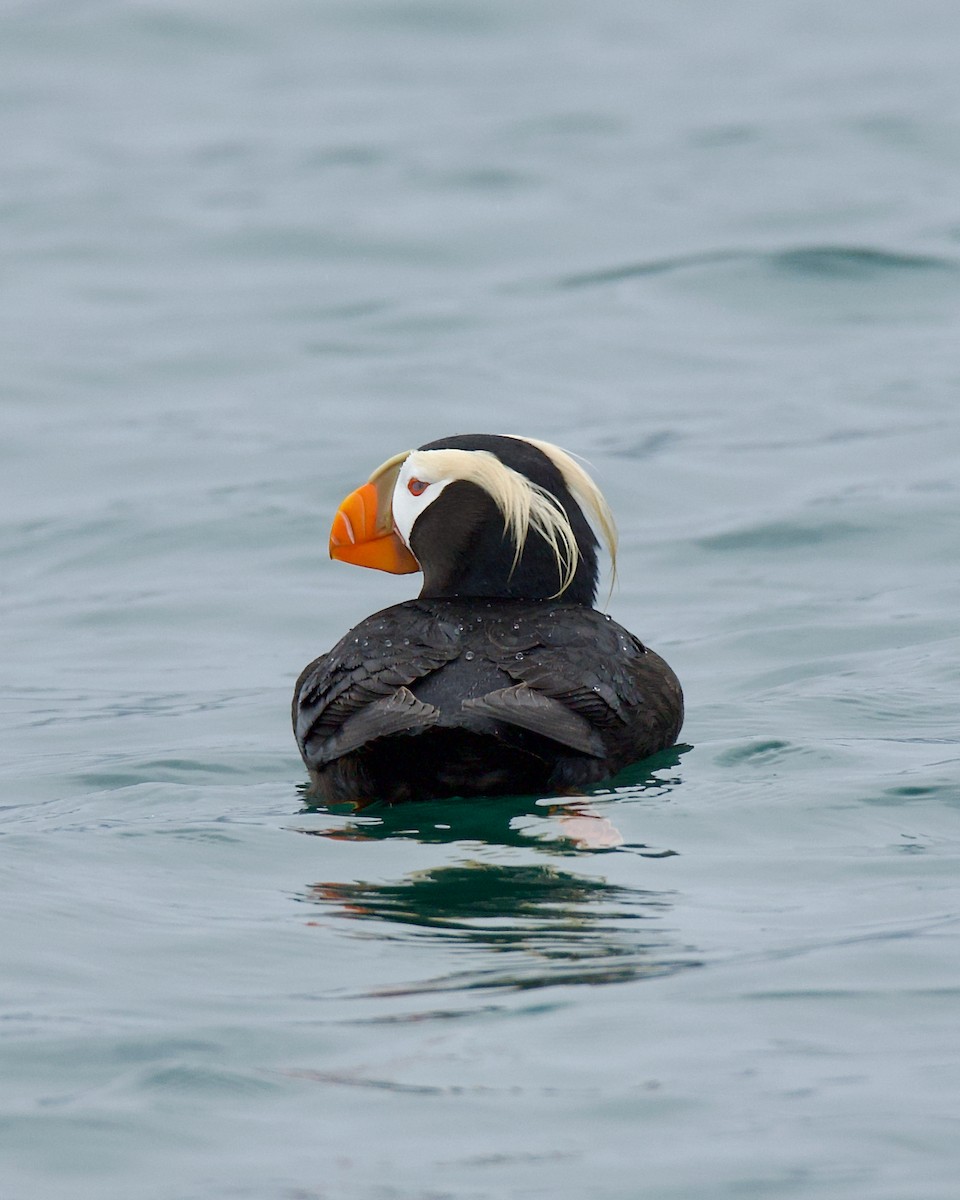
[329,512,356,549]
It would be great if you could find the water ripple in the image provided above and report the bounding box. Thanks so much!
[697,519,868,552]
[304,861,700,993]
[557,244,956,289]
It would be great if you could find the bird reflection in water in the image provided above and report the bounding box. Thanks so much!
[297,749,699,992]
[307,862,697,991]
[298,747,687,849]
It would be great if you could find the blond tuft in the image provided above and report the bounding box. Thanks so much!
[410,439,617,598]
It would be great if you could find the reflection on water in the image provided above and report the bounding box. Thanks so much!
[297,750,698,993]
[306,861,699,991]
[294,744,696,988]
[297,746,690,854]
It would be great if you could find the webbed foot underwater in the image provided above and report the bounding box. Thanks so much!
[293,433,683,804]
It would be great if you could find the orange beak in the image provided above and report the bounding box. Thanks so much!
[328,451,420,575]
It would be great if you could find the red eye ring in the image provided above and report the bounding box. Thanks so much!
[407,478,429,497]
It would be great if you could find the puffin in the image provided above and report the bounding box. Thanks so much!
[293,434,683,805]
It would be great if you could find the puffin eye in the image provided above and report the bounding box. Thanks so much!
[407,478,429,497]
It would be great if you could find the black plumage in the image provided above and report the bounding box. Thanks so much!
[293,434,683,804]
[411,434,600,605]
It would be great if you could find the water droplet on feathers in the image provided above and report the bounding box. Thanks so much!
[464,650,475,661]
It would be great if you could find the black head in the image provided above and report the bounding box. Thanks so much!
[397,434,609,606]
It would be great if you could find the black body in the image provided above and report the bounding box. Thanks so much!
[293,435,683,804]
[294,599,683,805]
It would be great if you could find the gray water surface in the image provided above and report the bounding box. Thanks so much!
[2,3,959,1198]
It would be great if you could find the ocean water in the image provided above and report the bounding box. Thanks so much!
[2,2,959,1197]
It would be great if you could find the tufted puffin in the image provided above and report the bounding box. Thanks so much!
[293,434,683,805]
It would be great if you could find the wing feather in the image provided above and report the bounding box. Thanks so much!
[462,684,605,757]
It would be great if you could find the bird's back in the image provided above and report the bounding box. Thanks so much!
[294,598,683,805]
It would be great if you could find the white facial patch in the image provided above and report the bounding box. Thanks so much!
[390,443,602,596]
[391,452,455,549]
